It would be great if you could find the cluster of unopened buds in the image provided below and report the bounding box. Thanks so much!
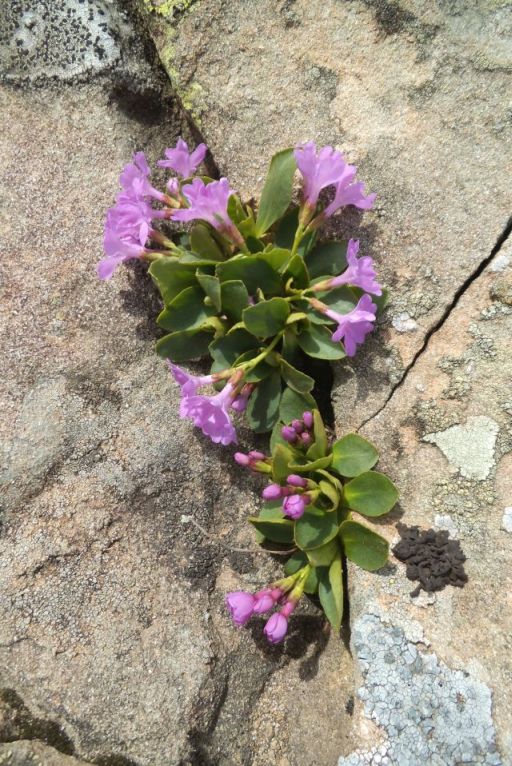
[226,568,310,644]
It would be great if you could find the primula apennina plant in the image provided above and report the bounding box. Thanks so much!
[100,138,398,644]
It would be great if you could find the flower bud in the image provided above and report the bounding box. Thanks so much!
[281,425,297,442]
[249,450,266,461]
[263,612,289,644]
[302,411,313,429]
[291,419,304,433]
[253,590,275,614]
[262,483,283,500]
[225,591,255,626]
[300,432,312,446]
[287,474,308,488]
[282,494,309,519]
[234,452,250,467]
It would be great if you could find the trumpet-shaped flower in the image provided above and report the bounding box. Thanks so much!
[225,592,255,626]
[282,493,310,519]
[323,173,376,216]
[180,381,238,445]
[97,230,146,280]
[119,151,165,201]
[158,138,207,178]
[325,294,377,357]
[173,178,238,238]
[322,240,382,296]
[167,361,216,400]
[294,142,348,208]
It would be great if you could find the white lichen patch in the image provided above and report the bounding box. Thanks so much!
[391,312,418,333]
[423,415,499,481]
[338,614,502,766]
[501,507,512,533]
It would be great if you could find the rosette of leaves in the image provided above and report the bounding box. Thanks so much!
[149,149,385,433]
[249,409,398,631]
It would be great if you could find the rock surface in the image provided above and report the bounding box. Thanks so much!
[1,0,512,764]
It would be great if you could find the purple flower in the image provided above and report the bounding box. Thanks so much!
[234,452,251,467]
[282,494,309,519]
[231,387,252,412]
[264,612,289,644]
[97,230,145,280]
[294,142,348,208]
[158,138,207,178]
[106,197,155,246]
[320,239,382,296]
[300,432,312,447]
[119,151,165,201]
[180,382,238,445]
[323,169,376,217]
[325,294,377,357]
[262,483,283,500]
[173,178,238,238]
[167,361,215,398]
[287,474,308,488]
[225,592,255,626]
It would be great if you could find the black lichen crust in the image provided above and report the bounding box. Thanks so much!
[392,523,468,598]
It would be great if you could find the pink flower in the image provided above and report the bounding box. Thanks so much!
[287,474,308,488]
[180,382,238,446]
[294,142,348,208]
[264,612,288,643]
[119,151,165,202]
[282,494,310,519]
[167,361,216,399]
[105,197,155,246]
[323,240,382,296]
[253,588,282,614]
[173,178,239,242]
[158,138,207,178]
[97,230,146,280]
[281,425,298,443]
[324,173,375,217]
[225,592,255,626]
[325,294,377,357]
[262,483,283,500]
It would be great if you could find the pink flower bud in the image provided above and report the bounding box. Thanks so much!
[302,411,313,429]
[264,612,289,644]
[225,591,255,626]
[300,432,312,446]
[262,483,283,500]
[249,450,266,461]
[234,452,250,467]
[287,474,308,488]
[281,426,297,442]
[291,419,304,433]
[253,590,276,614]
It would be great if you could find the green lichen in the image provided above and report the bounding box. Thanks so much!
[143,0,198,18]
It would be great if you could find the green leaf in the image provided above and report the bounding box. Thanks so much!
[339,520,389,571]
[259,247,291,271]
[157,285,216,332]
[297,325,346,360]
[275,208,316,256]
[190,224,225,261]
[279,358,314,394]
[289,454,332,473]
[343,471,399,517]
[255,148,296,236]
[249,516,294,544]
[242,298,290,338]
[245,370,282,432]
[321,286,359,315]
[220,280,250,322]
[318,553,343,631]
[156,328,213,361]
[294,505,340,550]
[272,443,294,483]
[306,409,329,459]
[149,259,197,305]
[279,387,317,424]
[318,480,340,511]
[227,194,246,224]
[217,256,282,296]
[305,241,348,279]
[281,328,301,366]
[304,566,319,594]
[332,434,379,478]
[306,537,340,567]
[209,329,258,370]
[196,272,221,311]
[283,254,310,290]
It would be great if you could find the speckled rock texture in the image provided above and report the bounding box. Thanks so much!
[134,0,512,763]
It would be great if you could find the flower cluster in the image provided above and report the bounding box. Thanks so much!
[100,140,396,644]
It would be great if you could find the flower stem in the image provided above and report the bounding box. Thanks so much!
[239,332,284,372]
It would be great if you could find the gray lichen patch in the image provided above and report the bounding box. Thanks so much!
[338,614,502,766]
[423,415,499,481]
[0,0,149,84]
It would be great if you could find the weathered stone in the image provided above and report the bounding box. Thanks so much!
[139,0,512,429]
[0,740,91,766]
